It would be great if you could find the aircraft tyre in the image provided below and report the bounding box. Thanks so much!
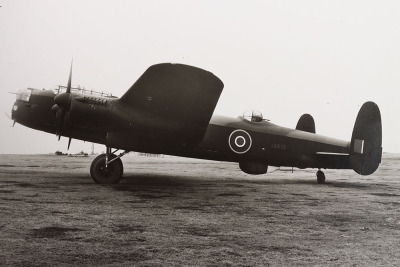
[316,170,325,184]
[90,154,123,184]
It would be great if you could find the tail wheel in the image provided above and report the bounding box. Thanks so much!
[316,170,325,184]
[90,153,123,184]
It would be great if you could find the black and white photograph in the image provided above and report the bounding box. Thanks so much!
[1,1,399,265]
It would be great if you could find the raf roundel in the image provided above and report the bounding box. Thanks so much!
[228,129,252,154]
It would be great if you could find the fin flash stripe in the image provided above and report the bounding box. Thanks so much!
[354,139,364,154]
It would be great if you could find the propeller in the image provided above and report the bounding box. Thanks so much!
[4,112,11,120]
[67,137,72,150]
[53,61,74,149]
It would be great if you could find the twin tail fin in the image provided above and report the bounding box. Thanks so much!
[349,102,382,175]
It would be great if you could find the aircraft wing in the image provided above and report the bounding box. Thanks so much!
[119,63,224,143]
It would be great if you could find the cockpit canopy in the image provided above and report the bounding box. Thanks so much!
[16,89,32,102]
[243,110,264,122]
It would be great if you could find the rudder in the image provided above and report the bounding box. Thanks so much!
[349,102,382,175]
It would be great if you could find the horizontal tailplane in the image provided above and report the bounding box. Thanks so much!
[349,102,382,175]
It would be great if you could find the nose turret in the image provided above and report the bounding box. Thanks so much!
[11,89,32,121]
[11,88,58,133]
[11,103,18,120]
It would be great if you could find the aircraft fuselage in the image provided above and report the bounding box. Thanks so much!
[11,88,351,171]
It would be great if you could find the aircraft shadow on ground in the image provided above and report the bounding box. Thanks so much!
[119,173,193,187]
[104,172,371,192]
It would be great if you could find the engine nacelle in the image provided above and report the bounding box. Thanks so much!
[239,162,268,175]
[68,96,120,131]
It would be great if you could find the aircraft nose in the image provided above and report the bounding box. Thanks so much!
[11,98,31,123]
[11,89,31,121]
[11,102,18,120]
[11,88,58,130]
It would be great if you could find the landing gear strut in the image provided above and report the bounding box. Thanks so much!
[316,169,325,184]
[90,147,129,184]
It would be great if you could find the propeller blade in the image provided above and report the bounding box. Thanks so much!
[54,61,73,138]
[53,96,68,136]
[67,137,72,150]
[5,112,15,127]
[66,60,73,93]
[4,112,11,120]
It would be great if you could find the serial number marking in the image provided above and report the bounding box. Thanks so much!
[271,144,287,150]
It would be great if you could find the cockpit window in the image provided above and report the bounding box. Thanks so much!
[16,89,32,102]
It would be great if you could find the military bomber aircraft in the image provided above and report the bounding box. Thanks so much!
[11,63,382,184]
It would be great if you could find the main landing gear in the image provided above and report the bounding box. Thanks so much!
[90,147,129,184]
[316,169,326,184]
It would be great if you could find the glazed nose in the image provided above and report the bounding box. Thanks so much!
[11,102,18,120]
[11,89,32,120]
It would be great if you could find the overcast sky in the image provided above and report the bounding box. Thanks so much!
[1,0,399,154]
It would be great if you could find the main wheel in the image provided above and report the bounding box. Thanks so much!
[90,154,123,184]
[316,170,326,184]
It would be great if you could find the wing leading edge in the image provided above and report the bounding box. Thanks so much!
[119,63,224,143]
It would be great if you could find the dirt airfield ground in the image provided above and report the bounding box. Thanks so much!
[0,153,399,266]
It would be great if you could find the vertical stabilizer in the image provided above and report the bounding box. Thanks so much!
[349,102,382,175]
[296,114,316,133]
